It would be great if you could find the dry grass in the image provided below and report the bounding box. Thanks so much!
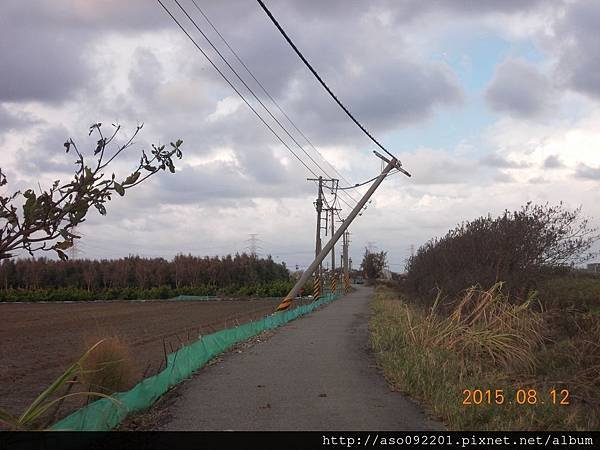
[370,283,599,430]
[393,283,544,373]
[80,336,136,395]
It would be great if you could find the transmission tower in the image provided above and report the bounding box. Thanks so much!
[245,234,263,257]
[68,226,83,260]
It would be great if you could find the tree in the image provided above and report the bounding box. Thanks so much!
[361,248,387,280]
[406,202,599,300]
[0,123,183,260]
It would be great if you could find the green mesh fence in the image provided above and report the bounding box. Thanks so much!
[51,293,339,431]
[171,295,219,301]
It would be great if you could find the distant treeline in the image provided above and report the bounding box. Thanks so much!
[0,253,292,301]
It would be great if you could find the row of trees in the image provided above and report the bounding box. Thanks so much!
[0,253,290,292]
[405,202,598,302]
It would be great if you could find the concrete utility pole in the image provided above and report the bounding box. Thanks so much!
[330,206,335,276]
[307,176,327,278]
[276,152,410,311]
[342,230,350,293]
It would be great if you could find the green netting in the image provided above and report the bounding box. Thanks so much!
[171,295,219,301]
[51,293,339,431]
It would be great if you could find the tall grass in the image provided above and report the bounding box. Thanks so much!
[370,284,598,430]
[0,340,118,430]
[403,283,544,372]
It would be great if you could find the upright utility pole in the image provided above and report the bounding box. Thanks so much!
[307,177,326,277]
[330,206,335,275]
[342,230,350,293]
[276,152,410,311]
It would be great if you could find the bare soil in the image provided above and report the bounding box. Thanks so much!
[0,297,284,423]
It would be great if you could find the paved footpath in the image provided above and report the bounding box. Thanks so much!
[160,286,442,431]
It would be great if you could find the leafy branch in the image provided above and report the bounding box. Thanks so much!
[0,123,183,261]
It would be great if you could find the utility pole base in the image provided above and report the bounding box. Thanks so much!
[276,296,294,312]
[313,277,322,302]
[344,272,350,294]
[330,277,337,296]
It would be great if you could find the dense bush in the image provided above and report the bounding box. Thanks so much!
[406,203,598,302]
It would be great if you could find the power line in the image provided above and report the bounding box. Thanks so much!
[338,169,402,190]
[255,0,398,162]
[156,0,319,179]
[171,0,359,209]
[190,0,360,206]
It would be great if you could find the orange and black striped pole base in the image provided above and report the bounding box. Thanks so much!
[276,296,294,311]
[313,277,322,302]
[330,277,337,295]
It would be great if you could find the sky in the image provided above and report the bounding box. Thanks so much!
[1,0,599,271]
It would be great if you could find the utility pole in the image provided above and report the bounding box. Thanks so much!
[324,204,341,294]
[307,176,334,300]
[276,151,410,311]
[342,230,350,293]
[307,177,327,276]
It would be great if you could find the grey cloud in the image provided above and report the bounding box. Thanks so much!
[0,27,91,103]
[405,155,477,185]
[1,0,166,32]
[0,105,37,133]
[289,60,463,145]
[281,0,546,23]
[575,163,600,180]
[494,171,515,183]
[543,155,564,169]
[528,176,548,184]
[485,59,554,117]
[15,126,77,174]
[0,0,170,104]
[129,48,164,100]
[480,154,531,169]
[156,160,312,205]
[555,0,600,100]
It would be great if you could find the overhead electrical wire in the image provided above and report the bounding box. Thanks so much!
[190,0,360,206]
[167,0,361,211]
[255,0,398,162]
[158,0,399,223]
[338,169,402,190]
[156,0,321,179]
[169,0,331,179]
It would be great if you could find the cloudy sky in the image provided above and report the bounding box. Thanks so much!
[1,0,599,270]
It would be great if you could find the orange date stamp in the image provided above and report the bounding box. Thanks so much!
[462,388,570,406]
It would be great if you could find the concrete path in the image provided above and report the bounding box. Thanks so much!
[159,286,442,431]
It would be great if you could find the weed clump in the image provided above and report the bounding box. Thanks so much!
[80,337,136,394]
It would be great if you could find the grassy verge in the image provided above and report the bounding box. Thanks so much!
[369,284,599,430]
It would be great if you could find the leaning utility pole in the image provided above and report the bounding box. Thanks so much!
[276,151,411,311]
